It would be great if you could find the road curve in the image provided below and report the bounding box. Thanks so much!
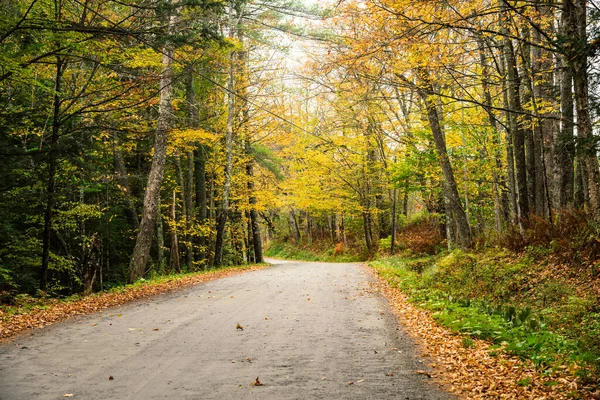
[0,259,451,399]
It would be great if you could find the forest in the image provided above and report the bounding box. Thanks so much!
[2,0,600,394]
[2,0,600,348]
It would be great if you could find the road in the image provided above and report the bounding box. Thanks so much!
[0,259,451,399]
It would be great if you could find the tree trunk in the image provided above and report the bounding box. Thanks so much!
[418,78,472,248]
[169,189,181,272]
[478,37,506,229]
[195,147,208,262]
[290,208,301,242]
[213,31,236,267]
[246,144,263,263]
[501,6,529,228]
[81,233,101,295]
[129,11,176,282]
[175,151,188,268]
[40,56,64,291]
[569,0,600,219]
[554,53,575,210]
[520,26,538,216]
[157,196,165,274]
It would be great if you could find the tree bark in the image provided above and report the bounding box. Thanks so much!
[246,143,263,263]
[554,51,575,210]
[157,196,165,273]
[169,189,180,272]
[195,147,208,262]
[568,0,600,220]
[501,11,529,227]
[40,56,64,291]
[129,11,176,282]
[418,79,472,248]
[213,15,237,266]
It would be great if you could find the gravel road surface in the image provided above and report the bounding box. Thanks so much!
[0,259,451,399]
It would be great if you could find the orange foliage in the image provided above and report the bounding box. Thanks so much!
[333,242,344,257]
[396,219,444,255]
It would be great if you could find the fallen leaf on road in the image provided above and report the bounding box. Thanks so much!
[252,377,263,386]
[347,381,354,385]
[109,376,114,381]
[153,328,159,331]
[236,323,244,331]
[63,395,73,397]
[416,370,431,378]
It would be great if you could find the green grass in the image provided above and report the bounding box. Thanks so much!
[370,253,600,384]
[264,241,363,262]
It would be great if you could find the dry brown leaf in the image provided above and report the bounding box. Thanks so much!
[363,264,593,400]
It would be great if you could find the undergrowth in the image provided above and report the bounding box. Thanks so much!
[371,252,600,387]
[264,241,364,262]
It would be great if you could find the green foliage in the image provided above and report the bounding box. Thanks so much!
[370,254,600,377]
[265,241,363,262]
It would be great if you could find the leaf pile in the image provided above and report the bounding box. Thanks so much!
[0,265,267,341]
[365,265,598,399]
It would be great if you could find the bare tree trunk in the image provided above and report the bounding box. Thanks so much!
[129,11,176,282]
[418,78,471,248]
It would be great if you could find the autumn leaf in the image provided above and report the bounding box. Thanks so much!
[236,323,244,331]
[252,377,263,386]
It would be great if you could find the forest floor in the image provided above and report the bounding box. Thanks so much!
[0,259,449,399]
[367,264,597,399]
[369,250,600,399]
[0,264,268,341]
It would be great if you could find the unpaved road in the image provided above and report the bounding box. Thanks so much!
[0,259,451,399]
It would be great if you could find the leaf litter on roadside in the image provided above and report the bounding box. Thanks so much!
[364,265,596,399]
[0,265,268,341]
